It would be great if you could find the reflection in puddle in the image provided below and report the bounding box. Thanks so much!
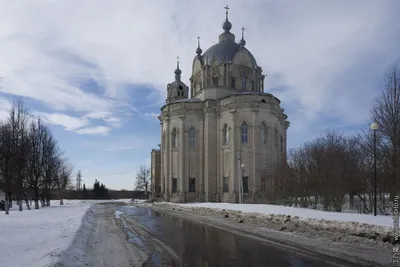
[117,206,323,267]
[127,230,146,248]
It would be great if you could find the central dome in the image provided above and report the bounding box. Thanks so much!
[189,6,265,98]
[202,40,258,67]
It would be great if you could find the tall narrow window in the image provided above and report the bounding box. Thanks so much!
[223,177,229,193]
[231,77,236,88]
[172,178,178,193]
[172,128,177,148]
[260,123,267,144]
[280,135,284,153]
[241,122,249,144]
[241,74,246,89]
[189,178,196,193]
[223,124,229,145]
[213,76,219,86]
[242,176,249,193]
[251,81,255,90]
[188,127,195,149]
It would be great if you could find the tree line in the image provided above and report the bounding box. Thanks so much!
[264,67,400,215]
[0,101,73,214]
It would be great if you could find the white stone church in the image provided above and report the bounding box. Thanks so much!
[151,7,289,203]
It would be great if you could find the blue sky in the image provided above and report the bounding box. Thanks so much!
[0,0,399,189]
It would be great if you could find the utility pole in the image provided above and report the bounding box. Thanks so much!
[370,122,379,216]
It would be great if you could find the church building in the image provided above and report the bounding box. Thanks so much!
[151,6,289,203]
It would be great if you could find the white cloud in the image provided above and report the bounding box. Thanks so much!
[0,0,399,138]
[142,112,159,121]
[84,111,122,128]
[36,112,89,131]
[75,126,110,135]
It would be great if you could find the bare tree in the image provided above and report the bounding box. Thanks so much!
[370,67,400,201]
[0,121,12,214]
[26,118,49,209]
[0,99,74,211]
[8,101,30,212]
[135,165,151,198]
[54,159,73,205]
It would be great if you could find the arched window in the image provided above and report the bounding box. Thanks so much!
[223,124,229,145]
[241,74,246,89]
[188,127,195,149]
[260,123,267,144]
[231,77,236,88]
[241,121,249,144]
[172,128,177,148]
[213,76,219,86]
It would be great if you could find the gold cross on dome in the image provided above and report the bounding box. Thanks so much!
[224,5,230,18]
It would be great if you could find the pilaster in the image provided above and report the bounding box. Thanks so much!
[199,114,204,201]
[179,116,185,194]
[252,110,257,192]
[160,122,164,194]
[203,106,217,202]
[230,109,238,202]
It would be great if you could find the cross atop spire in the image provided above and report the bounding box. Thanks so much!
[222,5,232,32]
[224,5,230,19]
[174,55,181,76]
[196,36,202,56]
[239,26,246,46]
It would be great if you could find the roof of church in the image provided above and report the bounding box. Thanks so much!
[201,5,257,67]
[203,42,257,67]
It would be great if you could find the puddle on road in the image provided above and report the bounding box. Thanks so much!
[117,206,324,267]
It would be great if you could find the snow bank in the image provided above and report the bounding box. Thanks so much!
[0,202,91,267]
[49,198,133,206]
[178,202,393,228]
[154,202,396,246]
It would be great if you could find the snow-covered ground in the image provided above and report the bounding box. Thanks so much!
[0,199,132,267]
[175,202,393,228]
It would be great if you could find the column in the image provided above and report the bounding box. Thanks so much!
[252,110,258,199]
[179,116,185,195]
[216,114,221,202]
[203,107,218,202]
[165,118,170,200]
[230,109,237,202]
[199,115,204,201]
[160,122,164,195]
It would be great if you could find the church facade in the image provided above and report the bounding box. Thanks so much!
[151,7,289,203]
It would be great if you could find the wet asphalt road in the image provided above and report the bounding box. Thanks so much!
[117,206,356,267]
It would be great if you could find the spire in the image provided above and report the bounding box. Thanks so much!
[222,5,232,32]
[239,26,246,46]
[196,36,202,56]
[174,56,181,81]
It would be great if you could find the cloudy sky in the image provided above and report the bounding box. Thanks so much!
[0,0,399,190]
